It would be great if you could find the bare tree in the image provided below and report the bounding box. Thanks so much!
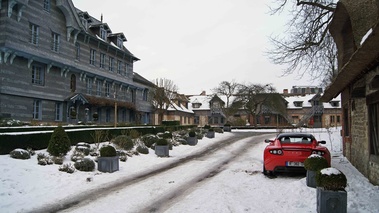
[233,83,284,126]
[267,0,337,86]
[212,80,239,107]
[151,78,179,124]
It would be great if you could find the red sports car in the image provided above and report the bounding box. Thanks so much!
[263,133,331,176]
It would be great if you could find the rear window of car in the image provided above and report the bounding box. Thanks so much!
[280,136,311,144]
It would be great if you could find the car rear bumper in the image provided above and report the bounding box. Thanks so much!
[273,166,306,173]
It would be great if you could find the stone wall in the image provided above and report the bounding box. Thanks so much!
[349,97,369,176]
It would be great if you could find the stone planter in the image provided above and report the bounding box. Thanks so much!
[306,170,317,188]
[97,156,119,173]
[155,145,169,157]
[223,126,231,132]
[187,137,198,146]
[316,187,347,213]
[206,131,215,138]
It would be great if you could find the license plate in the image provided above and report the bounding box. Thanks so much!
[286,161,304,167]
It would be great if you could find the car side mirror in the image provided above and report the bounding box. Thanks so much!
[318,140,326,144]
[265,139,272,143]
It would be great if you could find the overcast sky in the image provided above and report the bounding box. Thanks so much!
[73,0,317,95]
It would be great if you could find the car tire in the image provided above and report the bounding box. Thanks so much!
[263,165,274,176]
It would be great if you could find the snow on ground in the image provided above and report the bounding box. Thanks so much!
[0,127,378,213]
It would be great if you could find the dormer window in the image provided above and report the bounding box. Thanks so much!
[117,36,123,48]
[100,27,107,40]
[81,18,88,29]
[192,103,201,109]
[330,101,340,107]
[293,101,303,107]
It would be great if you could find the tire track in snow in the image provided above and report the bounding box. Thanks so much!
[30,132,274,213]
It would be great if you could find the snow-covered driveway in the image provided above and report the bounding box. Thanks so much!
[55,133,273,213]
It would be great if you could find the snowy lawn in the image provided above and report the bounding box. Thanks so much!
[0,127,378,213]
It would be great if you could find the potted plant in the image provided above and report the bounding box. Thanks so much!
[155,138,169,157]
[97,145,119,173]
[316,167,347,213]
[223,123,231,132]
[304,154,329,188]
[206,127,215,138]
[187,130,198,146]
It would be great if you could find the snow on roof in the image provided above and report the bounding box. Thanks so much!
[167,102,194,114]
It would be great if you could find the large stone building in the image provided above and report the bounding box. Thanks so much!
[0,0,153,125]
[321,0,379,185]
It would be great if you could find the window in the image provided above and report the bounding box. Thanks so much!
[294,101,303,107]
[330,101,340,107]
[75,43,80,60]
[120,87,126,100]
[51,32,60,52]
[264,116,271,124]
[131,89,136,103]
[90,49,96,65]
[33,100,42,120]
[96,81,102,96]
[108,57,114,71]
[55,102,63,121]
[32,64,44,85]
[194,116,199,124]
[105,82,110,97]
[369,102,379,155]
[366,92,379,156]
[29,23,39,45]
[337,115,341,123]
[97,108,102,122]
[100,53,106,68]
[100,27,107,40]
[117,60,122,74]
[105,108,111,122]
[117,36,123,48]
[70,74,76,92]
[143,89,148,101]
[86,78,93,95]
[125,63,129,76]
[43,0,50,12]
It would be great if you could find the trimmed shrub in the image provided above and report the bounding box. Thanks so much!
[141,134,159,148]
[304,154,329,171]
[316,167,347,191]
[136,145,149,154]
[208,127,214,132]
[75,142,91,155]
[53,156,64,165]
[162,120,180,126]
[204,124,211,129]
[59,163,75,174]
[113,135,134,150]
[214,127,223,133]
[100,145,117,157]
[188,131,196,137]
[74,158,95,172]
[156,138,168,146]
[71,150,85,162]
[196,133,204,140]
[47,126,71,157]
[10,149,30,160]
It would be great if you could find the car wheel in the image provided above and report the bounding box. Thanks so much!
[263,165,268,175]
[263,165,275,177]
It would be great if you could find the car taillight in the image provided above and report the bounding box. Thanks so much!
[312,150,325,156]
[269,149,283,155]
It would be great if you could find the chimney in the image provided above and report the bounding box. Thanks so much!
[283,89,288,94]
[200,91,206,96]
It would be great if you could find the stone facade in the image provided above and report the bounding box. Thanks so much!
[0,0,153,125]
[321,0,379,185]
